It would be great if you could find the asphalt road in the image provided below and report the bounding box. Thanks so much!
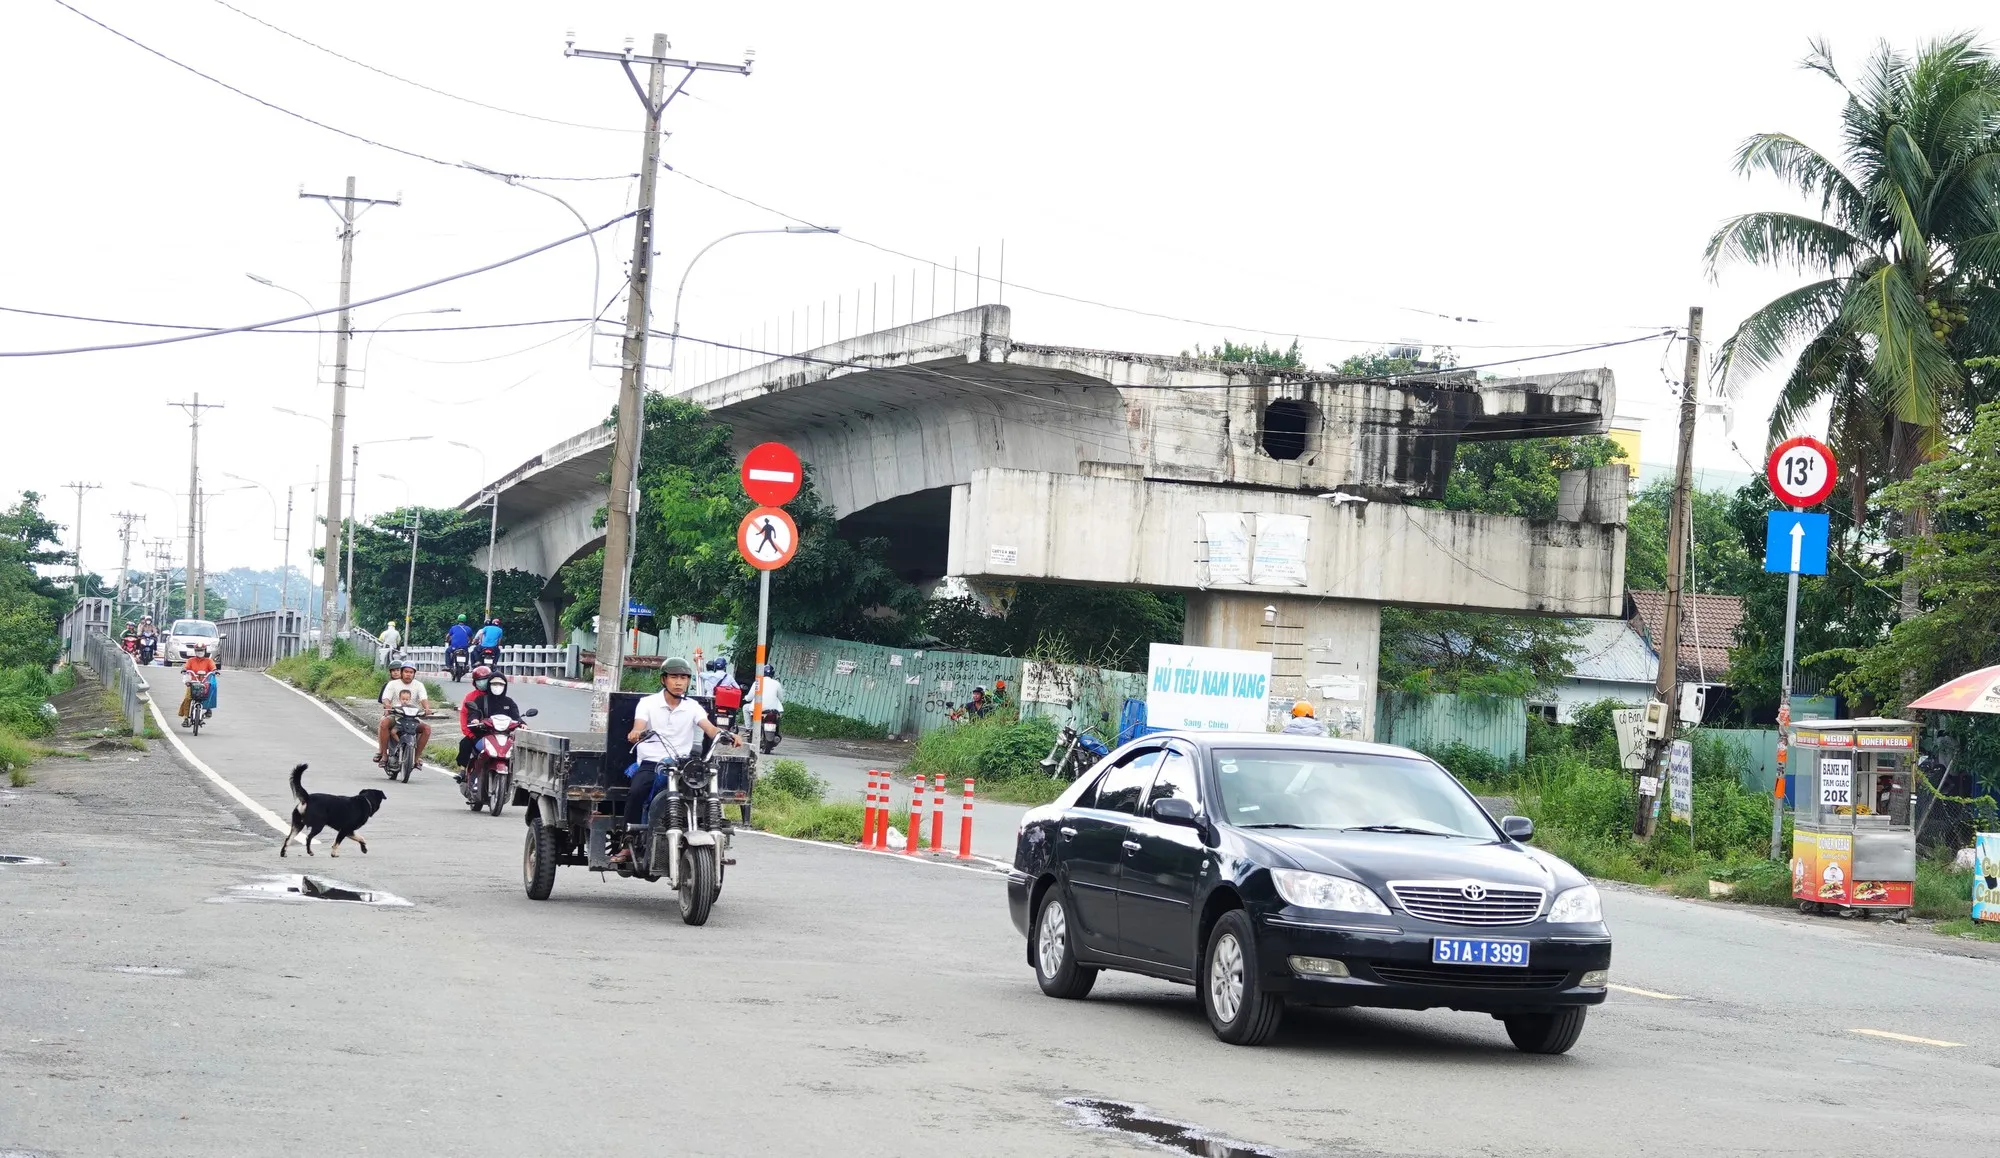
[3,668,1996,1158]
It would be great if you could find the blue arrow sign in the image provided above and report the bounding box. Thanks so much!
[1764,511,1829,575]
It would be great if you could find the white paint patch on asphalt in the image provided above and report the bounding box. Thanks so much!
[104,965,187,976]
[143,691,290,835]
[208,874,414,907]
[1608,982,1685,1000]
[1848,1028,1964,1048]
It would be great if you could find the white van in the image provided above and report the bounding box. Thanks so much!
[167,618,221,664]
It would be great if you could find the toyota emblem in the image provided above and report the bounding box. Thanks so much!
[1460,883,1487,902]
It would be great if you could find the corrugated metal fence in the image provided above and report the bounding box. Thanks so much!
[1374,692,1527,763]
[218,609,307,668]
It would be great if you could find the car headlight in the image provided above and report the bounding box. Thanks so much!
[1548,884,1602,924]
[1271,869,1391,915]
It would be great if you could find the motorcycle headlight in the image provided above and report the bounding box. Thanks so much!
[1547,884,1603,924]
[1270,869,1391,915]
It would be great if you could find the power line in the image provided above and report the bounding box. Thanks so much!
[49,0,633,183]
[664,164,1680,352]
[204,0,632,134]
[0,304,600,334]
[0,211,635,357]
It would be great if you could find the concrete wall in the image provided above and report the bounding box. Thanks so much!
[1184,593,1380,740]
[946,468,1625,618]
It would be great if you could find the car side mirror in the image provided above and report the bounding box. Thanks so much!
[1500,815,1534,841]
[1150,797,1199,827]
[522,708,539,718]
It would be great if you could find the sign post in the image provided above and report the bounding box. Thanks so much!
[1765,436,1838,859]
[736,447,803,753]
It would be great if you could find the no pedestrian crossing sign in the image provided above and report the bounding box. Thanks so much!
[1763,511,1829,575]
[740,442,803,507]
[737,506,799,571]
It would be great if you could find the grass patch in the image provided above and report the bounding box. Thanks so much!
[270,642,445,705]
[907,712,1069,805]
[747,758,869,843]
[782,704,888,741]
[1933,917,2000,942]
[0,665,62,738]
[1,725,43,785]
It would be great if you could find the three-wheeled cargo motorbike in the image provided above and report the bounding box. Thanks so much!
[510,692,756,925]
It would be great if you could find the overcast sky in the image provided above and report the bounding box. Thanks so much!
[6,1,1994,584]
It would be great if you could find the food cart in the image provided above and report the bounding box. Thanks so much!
[1788,718,1918,918]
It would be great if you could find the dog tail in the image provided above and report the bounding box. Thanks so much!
[289,763,309,806]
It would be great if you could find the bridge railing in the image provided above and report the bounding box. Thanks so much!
[398,644,569,677]
[218,609,307,668]
[65,625,150,735]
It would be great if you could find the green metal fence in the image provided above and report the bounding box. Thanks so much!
[1374,692,1527,763]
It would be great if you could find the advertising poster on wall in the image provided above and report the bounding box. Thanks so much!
[1199,513,1251,585]
[1792,829,1914,907]
[1250,514,1310,586]
[1147,643,1273,732]
[1975,833,2000,924]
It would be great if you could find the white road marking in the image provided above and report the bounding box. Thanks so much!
[142,693,289,836]
[262,673,457,780]
[1848,1028,1964,1048]
[1608,983,1685,1000]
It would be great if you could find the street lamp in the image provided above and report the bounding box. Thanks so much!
[247,273,324,370]
[343,439,429,634]
[443,440,499,617]
[379,474,420,636]
[222,472,291,614]
[667,226,839,384]
[359,307,461,389]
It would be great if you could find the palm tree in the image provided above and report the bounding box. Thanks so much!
[1706,35,2000,682]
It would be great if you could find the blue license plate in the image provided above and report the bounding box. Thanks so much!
[1431,937,1529,967]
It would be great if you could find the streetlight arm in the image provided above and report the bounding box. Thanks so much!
[667,226,838,378]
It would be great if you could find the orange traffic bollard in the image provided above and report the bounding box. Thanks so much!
[872,773,891,851]
[862,772,879,848]
[929,773,946,852]
[957,778,976,860]
[906,776,925,855]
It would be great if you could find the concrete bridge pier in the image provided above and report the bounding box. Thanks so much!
[1182,593,1381,740]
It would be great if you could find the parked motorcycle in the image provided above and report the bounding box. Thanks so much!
[446,646,469,682]
[181,671,213,736]
[605,745,733,926]
[1039,721,1111,781]
[382,703,425,783]
[464,708,537,815]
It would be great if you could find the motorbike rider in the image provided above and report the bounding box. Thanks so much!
[120,623,139,653]
[753,663,784,738]
[379,619,403,667]
[456,666,523,781]
[446,613,473,654]
[374,659,433,765]
[611,657,739,863]
[136,617,159,664]
[1281,700,1327,736]
[178,642,219,724]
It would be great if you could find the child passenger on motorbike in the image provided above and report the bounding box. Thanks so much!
[374,660,432,765]
[610,657,739,864]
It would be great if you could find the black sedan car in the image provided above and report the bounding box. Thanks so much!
[1006,731,1612,1053]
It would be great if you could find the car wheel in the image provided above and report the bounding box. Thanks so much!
[1202,910,1283,1046]
[1032,888,1098,999]
[1502,1007,1587,1055]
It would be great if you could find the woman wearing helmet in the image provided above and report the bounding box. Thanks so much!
[455,664,496,773]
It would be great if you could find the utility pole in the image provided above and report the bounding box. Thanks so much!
[167,395,223,617]
[566,31,752,729]
[301,176,400,656]
[402,509,421,637]
[1638,307,1702,838]
[346,444,359,633]
[60,481,102,598]
[110,511,143,623]
[281,485,294,613]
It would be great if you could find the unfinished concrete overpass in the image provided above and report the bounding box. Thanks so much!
[473,305,1628,737]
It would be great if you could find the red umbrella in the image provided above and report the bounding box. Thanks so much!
[1907,665,2000,713]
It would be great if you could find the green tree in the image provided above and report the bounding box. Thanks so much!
[0,491,67,668]
[346,507,547,643]
[1379,608,1583,696]
[1187,339,1306,368]
[1706,35,2000,652]
[1624,479,1763,596]
[924,585,1184,669]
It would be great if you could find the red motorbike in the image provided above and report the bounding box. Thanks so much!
[463,708,536,816]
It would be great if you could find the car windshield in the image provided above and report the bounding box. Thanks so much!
[171,620,218,638]
[1210,748,1497,839]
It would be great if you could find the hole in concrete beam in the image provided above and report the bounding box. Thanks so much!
[1260,399,1313,461]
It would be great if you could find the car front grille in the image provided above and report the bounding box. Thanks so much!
[1387,882,1544,926]
[1368,963,1570,990]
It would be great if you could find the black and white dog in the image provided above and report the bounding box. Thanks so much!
[280,764,386,858]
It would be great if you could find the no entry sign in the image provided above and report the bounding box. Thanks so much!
[738,506,799,571]
[1766,436,1838,508]
[740,442,802,507]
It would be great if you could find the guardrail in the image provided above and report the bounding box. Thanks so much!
[218,609,307,668]
[396,644,570,677]
[66,626,150,735]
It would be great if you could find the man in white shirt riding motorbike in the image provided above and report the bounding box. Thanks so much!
[612,657,739,863]
[375,659,432,765]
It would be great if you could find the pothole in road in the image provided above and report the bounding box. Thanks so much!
[0,854,54,866]
[207,874,413,907]
[1064,1099,1287,1157]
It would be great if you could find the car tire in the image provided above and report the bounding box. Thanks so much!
[1032,888,1098,999]
[1202,909,1283,1046]
[1502,1006,1587,1054]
